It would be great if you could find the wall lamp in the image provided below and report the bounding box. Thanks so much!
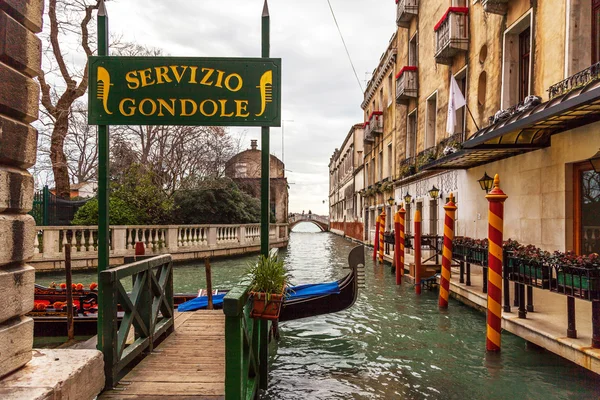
[478,172,494,193]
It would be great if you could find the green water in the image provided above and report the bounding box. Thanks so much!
[36,223,600,398]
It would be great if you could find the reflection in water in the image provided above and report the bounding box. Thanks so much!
[36,225,600,399]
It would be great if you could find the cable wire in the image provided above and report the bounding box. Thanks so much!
[326,0,364,93]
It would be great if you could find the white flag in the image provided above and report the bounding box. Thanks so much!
[446,74,466,135]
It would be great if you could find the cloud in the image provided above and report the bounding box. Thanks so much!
[94,0,396,214]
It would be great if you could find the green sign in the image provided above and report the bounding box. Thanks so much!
[88,56,281,126]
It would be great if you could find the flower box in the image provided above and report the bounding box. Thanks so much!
[250,289,285,321]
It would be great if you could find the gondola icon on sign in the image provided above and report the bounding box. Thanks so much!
[256,70,273,117]
[96,66,114,115]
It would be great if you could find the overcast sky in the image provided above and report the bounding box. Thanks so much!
[102,0,396,215]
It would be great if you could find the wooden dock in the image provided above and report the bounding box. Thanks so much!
[100,310,225,399]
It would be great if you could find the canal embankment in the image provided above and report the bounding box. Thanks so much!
[332,230,600,377]
[30,223,288,272]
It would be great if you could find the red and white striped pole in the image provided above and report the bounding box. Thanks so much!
[395,206,406,285]
[414,209,422,295]
[439,193,457,309]
[373,215,380,261]
[486,175,508,352]
[379,210,386,264]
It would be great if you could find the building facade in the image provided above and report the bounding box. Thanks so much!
[329,124,365,241]
[225,140,289,224]
[340,0,600,255]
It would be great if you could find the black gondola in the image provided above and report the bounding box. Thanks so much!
[279,245,364,322]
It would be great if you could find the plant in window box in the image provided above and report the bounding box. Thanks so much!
[247,253,291,320]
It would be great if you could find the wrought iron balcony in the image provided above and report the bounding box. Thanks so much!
[434,7,469,65]
[481,0,508,15]
[396,0,418,29]
[548,62,600,99]
[364,111,383,142]
[395,66,418,103]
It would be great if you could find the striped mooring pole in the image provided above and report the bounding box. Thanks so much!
[414,209,422,295]
[379,210,386,264]
[395,206,406,285]
[439,193,457,309]
[373,214,380,261]
[486,174,508,352]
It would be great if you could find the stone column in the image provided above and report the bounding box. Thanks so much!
[0,0,44,378]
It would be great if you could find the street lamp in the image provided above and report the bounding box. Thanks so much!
[478,172,494,193]
[387,196,395,206]
[428,185,440,200]
[404,192,412,204]
[589,149,600,173]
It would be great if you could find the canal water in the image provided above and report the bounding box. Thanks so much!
[36,224,600,398]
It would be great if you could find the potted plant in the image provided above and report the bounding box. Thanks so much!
[247,253,290,320]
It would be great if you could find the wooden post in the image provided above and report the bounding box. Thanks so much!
[395,206,406,285]
[485,174,508,352]
[65,242,74,341]
[414,210,422,295]
[205,258,213,310]
[439,193,457,309]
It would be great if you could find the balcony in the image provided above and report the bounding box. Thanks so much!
[395,66,418,103]
[364,111,383,142]
[396,0,418,29]
[481,0,508,15]
[434,7,469,65]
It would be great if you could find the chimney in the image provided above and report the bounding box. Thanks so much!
[250,140,258,150]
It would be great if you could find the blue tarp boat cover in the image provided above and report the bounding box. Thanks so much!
[177,281,341,312]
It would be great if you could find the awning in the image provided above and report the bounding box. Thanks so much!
[425,79,600,171]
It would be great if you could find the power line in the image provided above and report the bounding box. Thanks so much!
[326,0,364,93]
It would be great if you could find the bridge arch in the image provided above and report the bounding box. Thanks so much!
[288,214,329,232]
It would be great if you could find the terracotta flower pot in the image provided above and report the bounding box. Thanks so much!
[250,289,285,320]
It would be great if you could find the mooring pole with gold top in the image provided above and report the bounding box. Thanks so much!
[486,175,508,352]
[395,206,406,285]
[373,215,380,261]
[439,193,457,309]
[414,210,422,295]
[379,210,386,264]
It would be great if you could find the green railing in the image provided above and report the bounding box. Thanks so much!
[224,278,270,400]
[100,254,174,389]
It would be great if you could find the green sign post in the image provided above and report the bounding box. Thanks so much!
[91,0,280,364]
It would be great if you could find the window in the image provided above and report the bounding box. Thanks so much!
[388,74,393,106]
[407,111,417,158]
[234,162,247,178]
[405,203,412,234]
[452,0,466,6]
[387,144,393,178]
[519,27,531,103]
[574,162,600,255]
[502,13,532,109]
[378,151,383,181]
[365,162,369,186]
[594,0,600,63]
[409,33,418,66]
[455,69,467,140]
[426,93,437,149]
[379,88,384,111]
[429,198,438,235]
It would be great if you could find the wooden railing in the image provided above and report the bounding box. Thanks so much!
[100,254,174,389]
[223,278,270,400]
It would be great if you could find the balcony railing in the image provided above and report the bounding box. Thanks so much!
[434,7,469,65]
[548,62,600,99]
[481,0,508,15]
[364,111,383,142]
[395,66,418,103]
[396,0,418,28]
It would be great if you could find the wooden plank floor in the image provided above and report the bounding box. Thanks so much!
[100,310,225,399]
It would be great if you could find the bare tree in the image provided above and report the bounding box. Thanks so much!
[38,0,99,198]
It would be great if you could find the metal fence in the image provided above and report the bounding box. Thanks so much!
[30,186,93,226]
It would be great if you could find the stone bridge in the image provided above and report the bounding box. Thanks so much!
[289,213,329,231]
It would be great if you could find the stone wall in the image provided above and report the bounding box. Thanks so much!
[0,0,43,378]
